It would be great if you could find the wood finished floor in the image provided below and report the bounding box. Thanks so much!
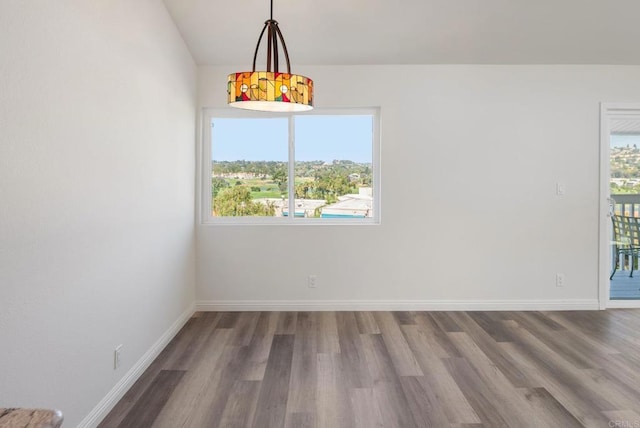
[99,310,640,428]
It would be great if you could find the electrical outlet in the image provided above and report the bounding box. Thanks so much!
[114,345,123,369]
[308,275,317,288]
[556,273,565,287]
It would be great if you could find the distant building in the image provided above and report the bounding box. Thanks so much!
[611,178,627,186]
[256,187,374,218]
[212,172,258,179]
[358,187,373,197]
[320,187,373,218]
[256,198,326,218]
[283,199,327,218]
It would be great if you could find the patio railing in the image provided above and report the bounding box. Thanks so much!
[611,194,640,274]
[612,194,640,217]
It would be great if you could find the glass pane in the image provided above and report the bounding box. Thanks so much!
[611,134,640,217]
[211,117,288,217]
[610,131,640,300]
[294,115,374,219]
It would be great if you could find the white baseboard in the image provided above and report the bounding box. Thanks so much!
[607,300,640,308]
[195,299,600,312]
[78,302,195,428]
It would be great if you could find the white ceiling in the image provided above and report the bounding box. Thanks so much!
[163,0,640,66]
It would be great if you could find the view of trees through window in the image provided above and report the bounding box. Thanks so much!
[611,137,640,195]
[210,113,375,219]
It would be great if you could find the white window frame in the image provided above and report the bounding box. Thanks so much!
[200,107,381,225]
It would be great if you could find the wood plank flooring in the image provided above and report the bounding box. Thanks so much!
[99,310,640,428]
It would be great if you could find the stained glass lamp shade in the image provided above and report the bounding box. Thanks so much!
[227,1,313,112]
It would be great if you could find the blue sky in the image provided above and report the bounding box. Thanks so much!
[611,134,640,147]
[211,115,373,163]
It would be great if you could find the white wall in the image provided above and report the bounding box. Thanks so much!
[0,1,196,426]
[197,65,640,308]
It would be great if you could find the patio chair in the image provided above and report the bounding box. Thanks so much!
[610,214,640,279]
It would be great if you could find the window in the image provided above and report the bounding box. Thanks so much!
[201,108,380,224]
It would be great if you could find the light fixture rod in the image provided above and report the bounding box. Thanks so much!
[266,25,273,72]
[250,0,291,74]
[273,25,291,74]
[272,23,279,72]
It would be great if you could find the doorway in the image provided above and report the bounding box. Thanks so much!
[599,104,640,309]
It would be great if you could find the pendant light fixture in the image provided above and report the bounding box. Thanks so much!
[227,0,313,112]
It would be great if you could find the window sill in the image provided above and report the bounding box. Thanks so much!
[200,218,381,226]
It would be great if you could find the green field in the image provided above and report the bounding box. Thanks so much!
[219,177,317,199]
[252,189,282,198]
